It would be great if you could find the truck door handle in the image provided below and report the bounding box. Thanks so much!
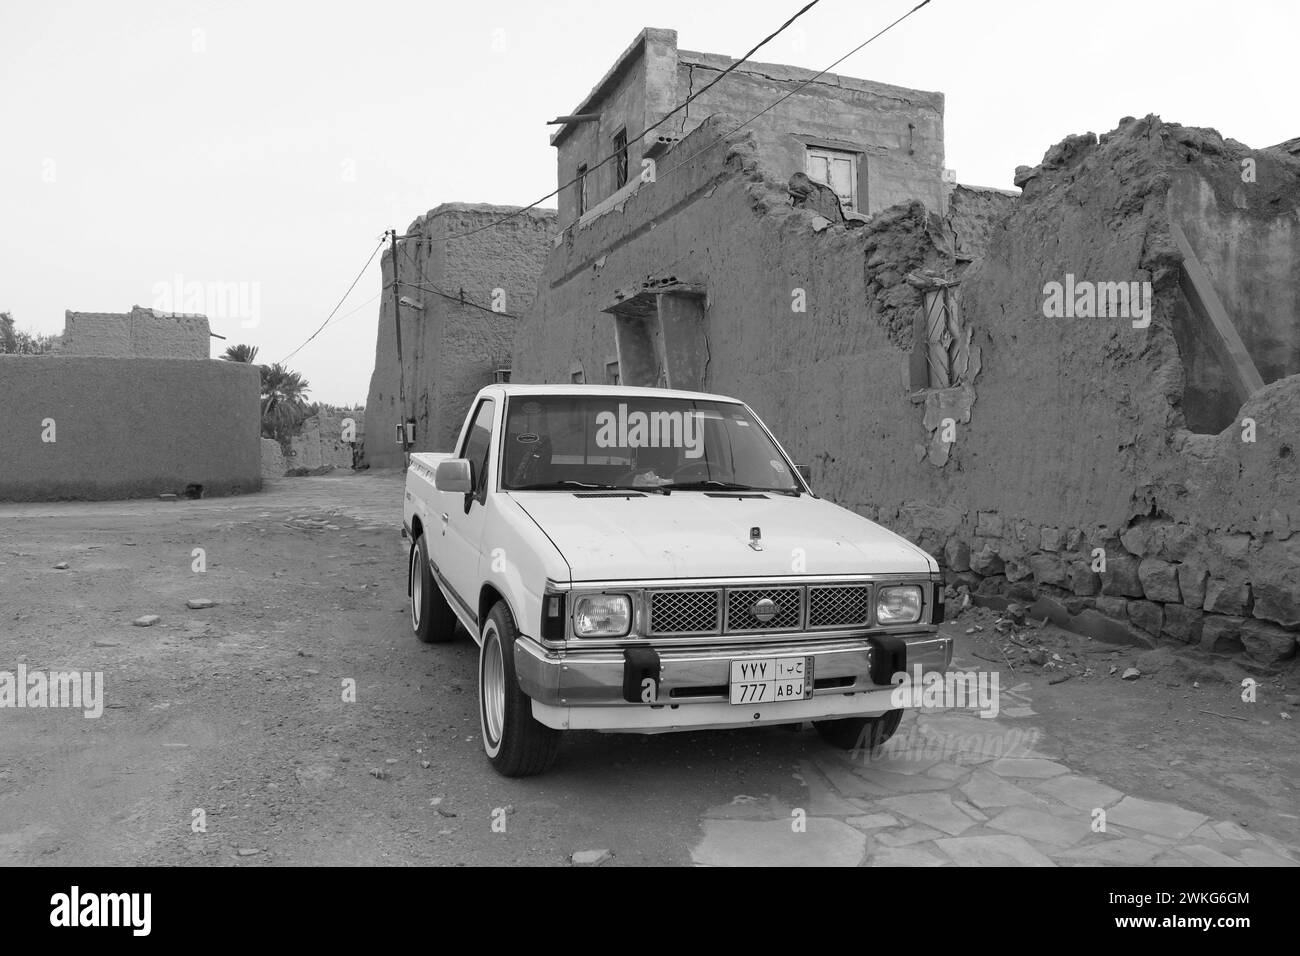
[440,513,449,523]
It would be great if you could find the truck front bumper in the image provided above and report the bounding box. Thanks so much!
[514,632,952,733]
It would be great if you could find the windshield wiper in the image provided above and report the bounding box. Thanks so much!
[514,480,617,490]
[512,480,668,494]
[670,480,800,496]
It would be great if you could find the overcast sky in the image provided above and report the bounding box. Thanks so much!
[2,0,1293,405]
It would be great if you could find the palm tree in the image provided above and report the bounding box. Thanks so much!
[0,313,57,354]
[260,363,312,444]
[222,343,259,363]
[0,313,15,353]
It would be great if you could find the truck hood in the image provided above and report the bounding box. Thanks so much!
[508,492,935,582]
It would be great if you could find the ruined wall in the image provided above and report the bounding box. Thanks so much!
[892,119,1298,663]
[62,306,210,358]
[513,115,1299,664]
[0,356,260,500]
[261,437,286,479]
[285,408,364,471]
[362,203,556,468]
[947,184,1019,260]
[1168,165,1300,384]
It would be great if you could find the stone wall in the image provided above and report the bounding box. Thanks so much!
[62,306,210,359]
[510,114,1299,665]
[361,203,556,468]
[0,356,261,500]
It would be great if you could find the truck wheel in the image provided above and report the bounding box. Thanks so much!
[409,536,456,644]
[814,709,903,752]
[479,601,560,777]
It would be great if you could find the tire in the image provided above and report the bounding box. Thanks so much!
[478,601,560,777]
[814,708,903,752]
[409,536,457,644]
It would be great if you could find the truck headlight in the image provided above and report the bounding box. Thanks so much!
[573,594,631,637]
[876,586,922,624]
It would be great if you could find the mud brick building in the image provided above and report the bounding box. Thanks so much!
[361,203,556,468]
[61,305,211,359]
[508,28,1300,663]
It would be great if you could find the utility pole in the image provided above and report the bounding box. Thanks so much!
[389,228,410,467]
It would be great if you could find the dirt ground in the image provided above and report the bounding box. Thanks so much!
[1,471,1296,865]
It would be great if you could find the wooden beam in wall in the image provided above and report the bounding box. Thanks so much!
[1171,222,1265,402]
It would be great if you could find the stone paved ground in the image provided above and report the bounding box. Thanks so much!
[692,660,1300,866]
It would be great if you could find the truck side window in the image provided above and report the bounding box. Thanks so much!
[460,399,496,503]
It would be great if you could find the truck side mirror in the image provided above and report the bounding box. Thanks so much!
[435,459,473,494]
[795,463,812,485]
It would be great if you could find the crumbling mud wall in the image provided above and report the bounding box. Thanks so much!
[286,408,364,471]
[260,438,286,479]
[1167,144,1300,430]
[933,118,1300,663]
[511,114,1299,664]
[0,356,261,500]
[946,184,1019,261]
[362,203,555,468]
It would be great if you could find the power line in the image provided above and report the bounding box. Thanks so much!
[277,236,385,365]
[273,1,931,367]
[440,0,824,242]
[539,0,934,240]
[402,281,521,318]
[667,0,934,174]
[396,242,520,317]
[320,291,381,332]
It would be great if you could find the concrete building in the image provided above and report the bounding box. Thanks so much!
[509,26,1300,664]
[62,305,211,358]
[550,28,946,230]
[361,203,556,468]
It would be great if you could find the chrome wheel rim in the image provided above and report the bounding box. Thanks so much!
[482,624,505,747]
[410,546,422,632]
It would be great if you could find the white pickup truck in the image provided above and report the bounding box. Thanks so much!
[403,384,951,776]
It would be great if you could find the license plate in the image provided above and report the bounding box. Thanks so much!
[729,655,813,705]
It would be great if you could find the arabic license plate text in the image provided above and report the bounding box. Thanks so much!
[729,655,812,705]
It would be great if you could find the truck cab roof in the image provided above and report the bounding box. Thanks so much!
[474,383,744,405]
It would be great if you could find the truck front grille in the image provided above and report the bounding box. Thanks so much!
[644,582,874,635]
[648,589,720,635]
[725,586,802,631]
[808,584,870,629]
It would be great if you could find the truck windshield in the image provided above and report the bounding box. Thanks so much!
[501,395,802,493]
